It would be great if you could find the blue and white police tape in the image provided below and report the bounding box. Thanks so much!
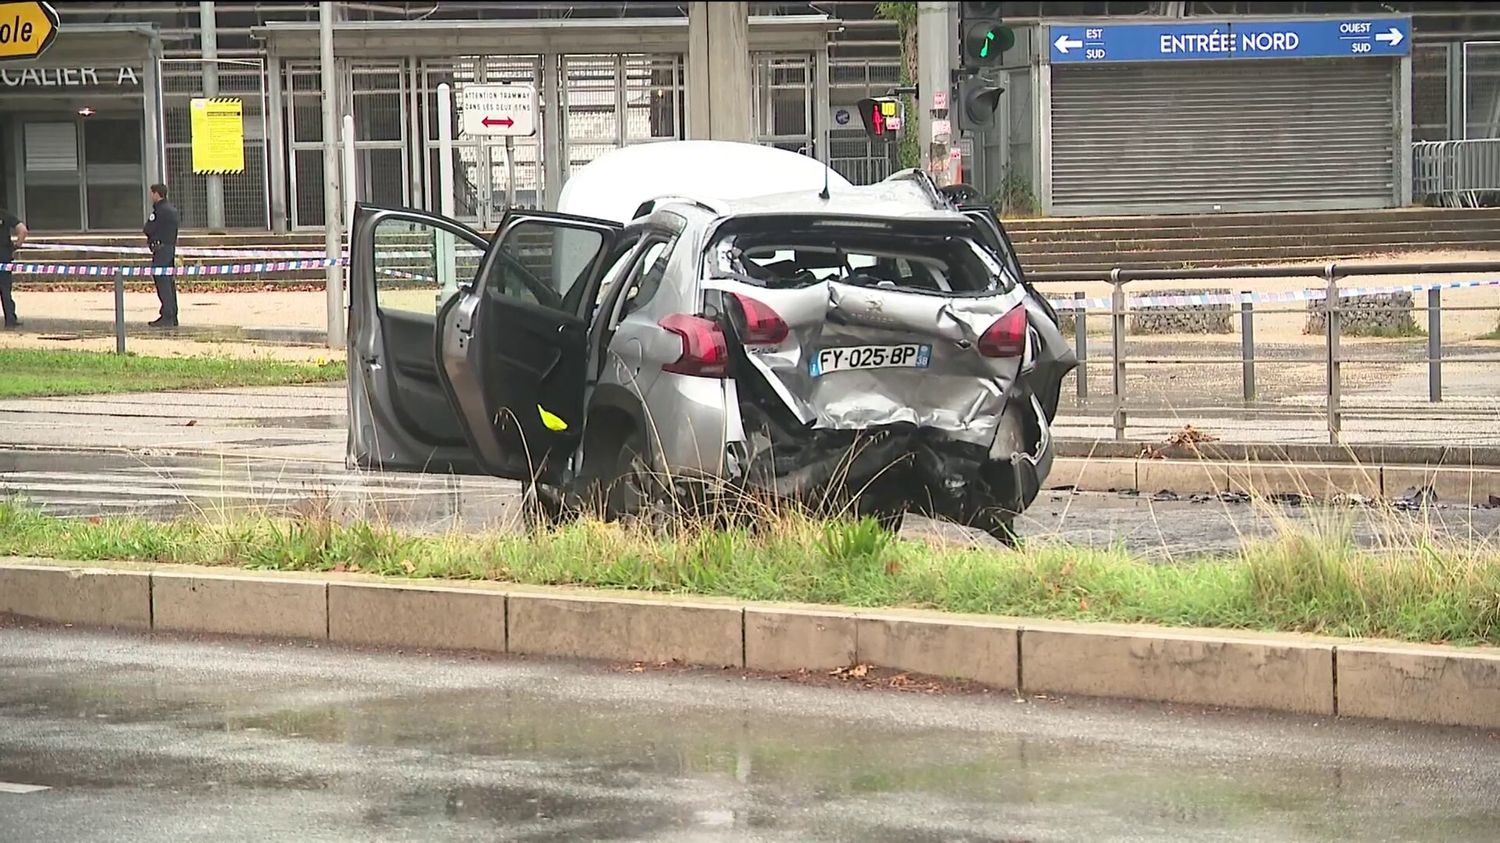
[5,256,1497,307]
[1047,277,1500,312]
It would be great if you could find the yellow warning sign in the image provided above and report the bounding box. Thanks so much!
[190,97,245,174]
[0,2,59,62]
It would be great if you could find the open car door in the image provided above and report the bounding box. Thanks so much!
[437,211,623,486]
[348,204,490,474]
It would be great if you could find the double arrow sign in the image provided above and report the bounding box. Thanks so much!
[480,116,515,128]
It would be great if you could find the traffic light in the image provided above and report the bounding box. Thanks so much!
[957,71,1005,132]
[856,96,904,141]
[960,2,1012,68]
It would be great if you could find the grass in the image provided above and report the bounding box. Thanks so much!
[0,348,345,398]
[1,499,1496,647]
[1340,321,1427,339]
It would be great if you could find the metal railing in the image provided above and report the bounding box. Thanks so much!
[1412,138,1500,207]
[1029,260,1500,446]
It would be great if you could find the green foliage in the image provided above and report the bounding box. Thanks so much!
[874,1,916,27]
[877,2,921,171]
[0,348,344,398]
[3,499,1498,646]
[988,164,1040,218]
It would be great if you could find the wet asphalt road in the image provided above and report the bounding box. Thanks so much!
[2,447,1498,557]
[1,625,1498,843]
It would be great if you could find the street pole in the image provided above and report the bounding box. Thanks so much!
[917,1,954,186]
[320,2,345,349]
[342,113,356,231]
[505,136,516,210]
[200,1,225,232]
[435,83,457,305]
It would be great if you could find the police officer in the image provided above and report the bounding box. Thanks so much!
[0,207,28,328]
[143,183,180,328]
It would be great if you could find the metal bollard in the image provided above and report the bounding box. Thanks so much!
[1074,290,1088,401]
[113,275,126,354]
[1428,286,1442,402]
[1323,263,1342,444]
[1110,269,1126,441]
[1240,290,1254,402]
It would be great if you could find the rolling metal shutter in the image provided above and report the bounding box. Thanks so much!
[1050,59,1397,215]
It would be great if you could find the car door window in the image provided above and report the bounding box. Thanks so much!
[479,219,606,313]
[617,233,678,321]
[372,217,485,317]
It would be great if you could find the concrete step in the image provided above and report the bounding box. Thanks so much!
[1002,207,1500,233]
[1015,230,1500,256]
[1019,239,1500,271]
[1010,217,1500,245]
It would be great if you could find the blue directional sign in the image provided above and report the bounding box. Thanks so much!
[1049,17,1411,64]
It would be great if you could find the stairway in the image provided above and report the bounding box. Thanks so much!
[1004,207,1500,273]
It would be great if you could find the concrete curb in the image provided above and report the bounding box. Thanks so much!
[1048,457,1500,505]
[2,559,1497,730]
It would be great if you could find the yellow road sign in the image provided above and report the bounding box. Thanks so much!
[190,97,245,174]
[0,2,58,62]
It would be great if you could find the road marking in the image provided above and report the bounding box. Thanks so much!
[0,781,51,794]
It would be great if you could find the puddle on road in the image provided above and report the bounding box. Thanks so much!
[5,668,1497,842]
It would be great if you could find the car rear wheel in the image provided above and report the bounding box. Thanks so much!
[602,431,668,523]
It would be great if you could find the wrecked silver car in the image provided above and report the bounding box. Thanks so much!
[348,145,1075,540]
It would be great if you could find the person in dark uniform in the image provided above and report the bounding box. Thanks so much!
[143,183,180,328]
[0,208,29,328]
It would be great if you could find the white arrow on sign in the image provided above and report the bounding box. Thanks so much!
[1054,34,1084,54]
[1375,27,1404,46]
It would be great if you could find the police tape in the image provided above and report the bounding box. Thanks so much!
[1046,277,1500,312]
[5,256,1498,310]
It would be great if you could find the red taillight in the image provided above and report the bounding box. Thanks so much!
[729,293,789,345]
[977,305,1027,358]
[660,314,729,378]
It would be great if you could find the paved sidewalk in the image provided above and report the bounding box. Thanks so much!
[1,384,1496,461]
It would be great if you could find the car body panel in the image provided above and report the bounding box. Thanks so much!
[705,276,1027,446]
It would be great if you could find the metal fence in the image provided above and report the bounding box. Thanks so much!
[828,57,902,185]
[1030,261,1500,446]
[1412,138,1500,206]
[160,58,271,229]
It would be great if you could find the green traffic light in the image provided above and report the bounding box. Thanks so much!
[980,31,994,58]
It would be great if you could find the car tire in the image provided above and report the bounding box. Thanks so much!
[603,430,664,523]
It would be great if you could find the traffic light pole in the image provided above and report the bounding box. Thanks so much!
[917,1,955,187]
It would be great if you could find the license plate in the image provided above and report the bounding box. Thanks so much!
[810,344,931,377]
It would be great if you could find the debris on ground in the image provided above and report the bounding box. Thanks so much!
[1219,491,1251,504]
[1151,490,1180,502]
[1189,493,1214,504]
[1167,424,1220,449]
[1138,424,1220,460]
[1117,488,1141,498]
[1332,493,1371,507]
[1268,492,1307,507]
[1486,495,1500,510]
[1394,486,1438,512]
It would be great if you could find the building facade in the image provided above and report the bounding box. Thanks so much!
[5,2,1498,231]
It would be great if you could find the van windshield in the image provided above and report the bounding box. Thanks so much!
[710,223,1011,295]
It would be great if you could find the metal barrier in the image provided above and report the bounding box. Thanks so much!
[1030,261,1500,446]
[1412,138,1500,207]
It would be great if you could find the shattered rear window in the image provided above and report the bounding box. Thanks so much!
[711,223,1010,294]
